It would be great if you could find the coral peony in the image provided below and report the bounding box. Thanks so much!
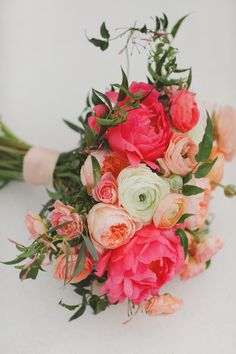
[96,225,184,304]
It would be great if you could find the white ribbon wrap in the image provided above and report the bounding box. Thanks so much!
[23,146,60,187]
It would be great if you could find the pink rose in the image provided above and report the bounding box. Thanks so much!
[213,105,236,161]
[54,252,93,284]
[25,212,47,239]
[170,88,199,132]
[184,178,211,230]
[143,294,183,316]
[92,172,118,204]
[80,150,108,194]
[158,133,198,177]
[50,200,83,239]
[106,82,172,167]
[87,203,136,251]
[153,193,186,229]
[96,225,184,304]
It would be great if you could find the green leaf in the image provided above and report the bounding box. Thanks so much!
[63,119,84,134]
[195,157,217,178]
[69,304,86,321]
[59,300,79,311]
[155,16,161,32]
[205,260,211,269]
[186,67,192,89]
[140,25,147,33]
[89,295,109,314]
[88,38,109,51]
[171,14,189,38]
[46,189,62,200]
[82,234,98,261]
[176,229,189,258]
[195,113,213,162]
[161,13,168,30]
[72,242,86,278]
[183,172,192,184]
[1,255,27,265]
[118,67,129,102]
[177,213,194,224]
[92,89,112,110]
[48,221,72,234]
[91,155,101,187]
[182,185,205,196]
[100,22,110,39]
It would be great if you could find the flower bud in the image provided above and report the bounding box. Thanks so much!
[169,175,183,191]
[224,184,236,197]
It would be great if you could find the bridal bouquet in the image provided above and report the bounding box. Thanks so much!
[2,14,236,321]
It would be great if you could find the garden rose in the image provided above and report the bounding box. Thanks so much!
[158,133,198,177]
[170,88,199,132]
[87,203,136,251]
[118,165,170,224]
[25,212,47,239]
[153,193,185,229]
[106,82,172,167]
[54,252,93,284]
[50,200,83,239]
[213,105,236,161]
[92,172,118,204]
[143,294,183,316]
[96,225,184,304]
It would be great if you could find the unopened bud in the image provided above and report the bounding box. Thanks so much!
[169,175,183,191]
[224,184,236,197]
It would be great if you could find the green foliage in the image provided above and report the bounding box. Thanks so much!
[177,213,194,224]
[182,185,205,196]
[195,113,213,163]
[176,229,189,258]
[91,155,101,187]
[195,157,217,178]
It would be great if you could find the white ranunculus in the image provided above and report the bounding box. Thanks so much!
[117,164,170,224]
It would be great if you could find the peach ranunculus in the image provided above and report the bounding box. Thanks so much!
[50,200,83,239]
[25,212,47,239]
[87,203,136,251]
[153,193,185,229]
[170,88,199,132]
[213,105,236,161]
[92,172,118,204]
[53,252,93,284]
[158,133,198,177]
[184,178,211,230]
[180,236,223,280]
[143,294,183,316]
[207,146,225,189]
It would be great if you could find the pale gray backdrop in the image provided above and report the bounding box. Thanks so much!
[0,1,236,353]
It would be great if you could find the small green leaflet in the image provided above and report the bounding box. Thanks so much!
[195,112,213,162]
[46,189,62,200]
[69,304,86,321]
[183,172,192,185]
[176,229,189,258]
[171,14,189,38]
[182,185,205,196]
[63,119,84,135]
[88,38,109,51]
[186,67,192,89]
[195,157,218,178]
[72,242,86,278]
[91,155,101,187]
[118,68,129,102]
[82,234,98,261]
[59,300,79,311]
[100,22,110,40]
[177,213,194,224]
[205,260,211,269]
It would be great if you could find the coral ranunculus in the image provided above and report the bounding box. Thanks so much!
[153,193,185,229]
[96,225,184,304]
[170,88,199,132]
[106,82,172,167]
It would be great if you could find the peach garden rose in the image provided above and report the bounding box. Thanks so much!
[143,294,183,316]
[92,172,118,204]
[25,212,47,239]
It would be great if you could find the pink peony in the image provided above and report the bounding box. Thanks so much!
[170,88,199,132]
[106,82,172,167]
[158,133,198,177]
[25,212,47,239]
[50,200,83,239]
[96,224,184,304]
[92,172,118,204]
[142,294,183,315]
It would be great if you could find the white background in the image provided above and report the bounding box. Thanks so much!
[0,1,236,353]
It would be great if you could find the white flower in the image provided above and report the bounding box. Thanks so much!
[117,164,170,224]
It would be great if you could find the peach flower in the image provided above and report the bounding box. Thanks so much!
[92,172,118,204]
[143,294,183,316]
[184,178,211,230]
[158,133,198,177]
[87,203,136,251]
[213,105,236,161]
[207,146,225,189]
[54,252,93,284]
[153,193,185,229]
[25,212,47,239]
[180,258,206,280]
[50,200,83,239]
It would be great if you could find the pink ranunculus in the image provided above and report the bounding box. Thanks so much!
[92,172,118,204]
[143,294,183,316]
[96,224,184,304]
[25,212,47,239]
[170,88,199,132]
[80,150,108,194]
[50,200,83,239]
[54,252,93,284]
[213,105,236,161]
[158,133,198,177]
[184,178,211,230]
[106,82,172,167]
[87,203,136,251]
